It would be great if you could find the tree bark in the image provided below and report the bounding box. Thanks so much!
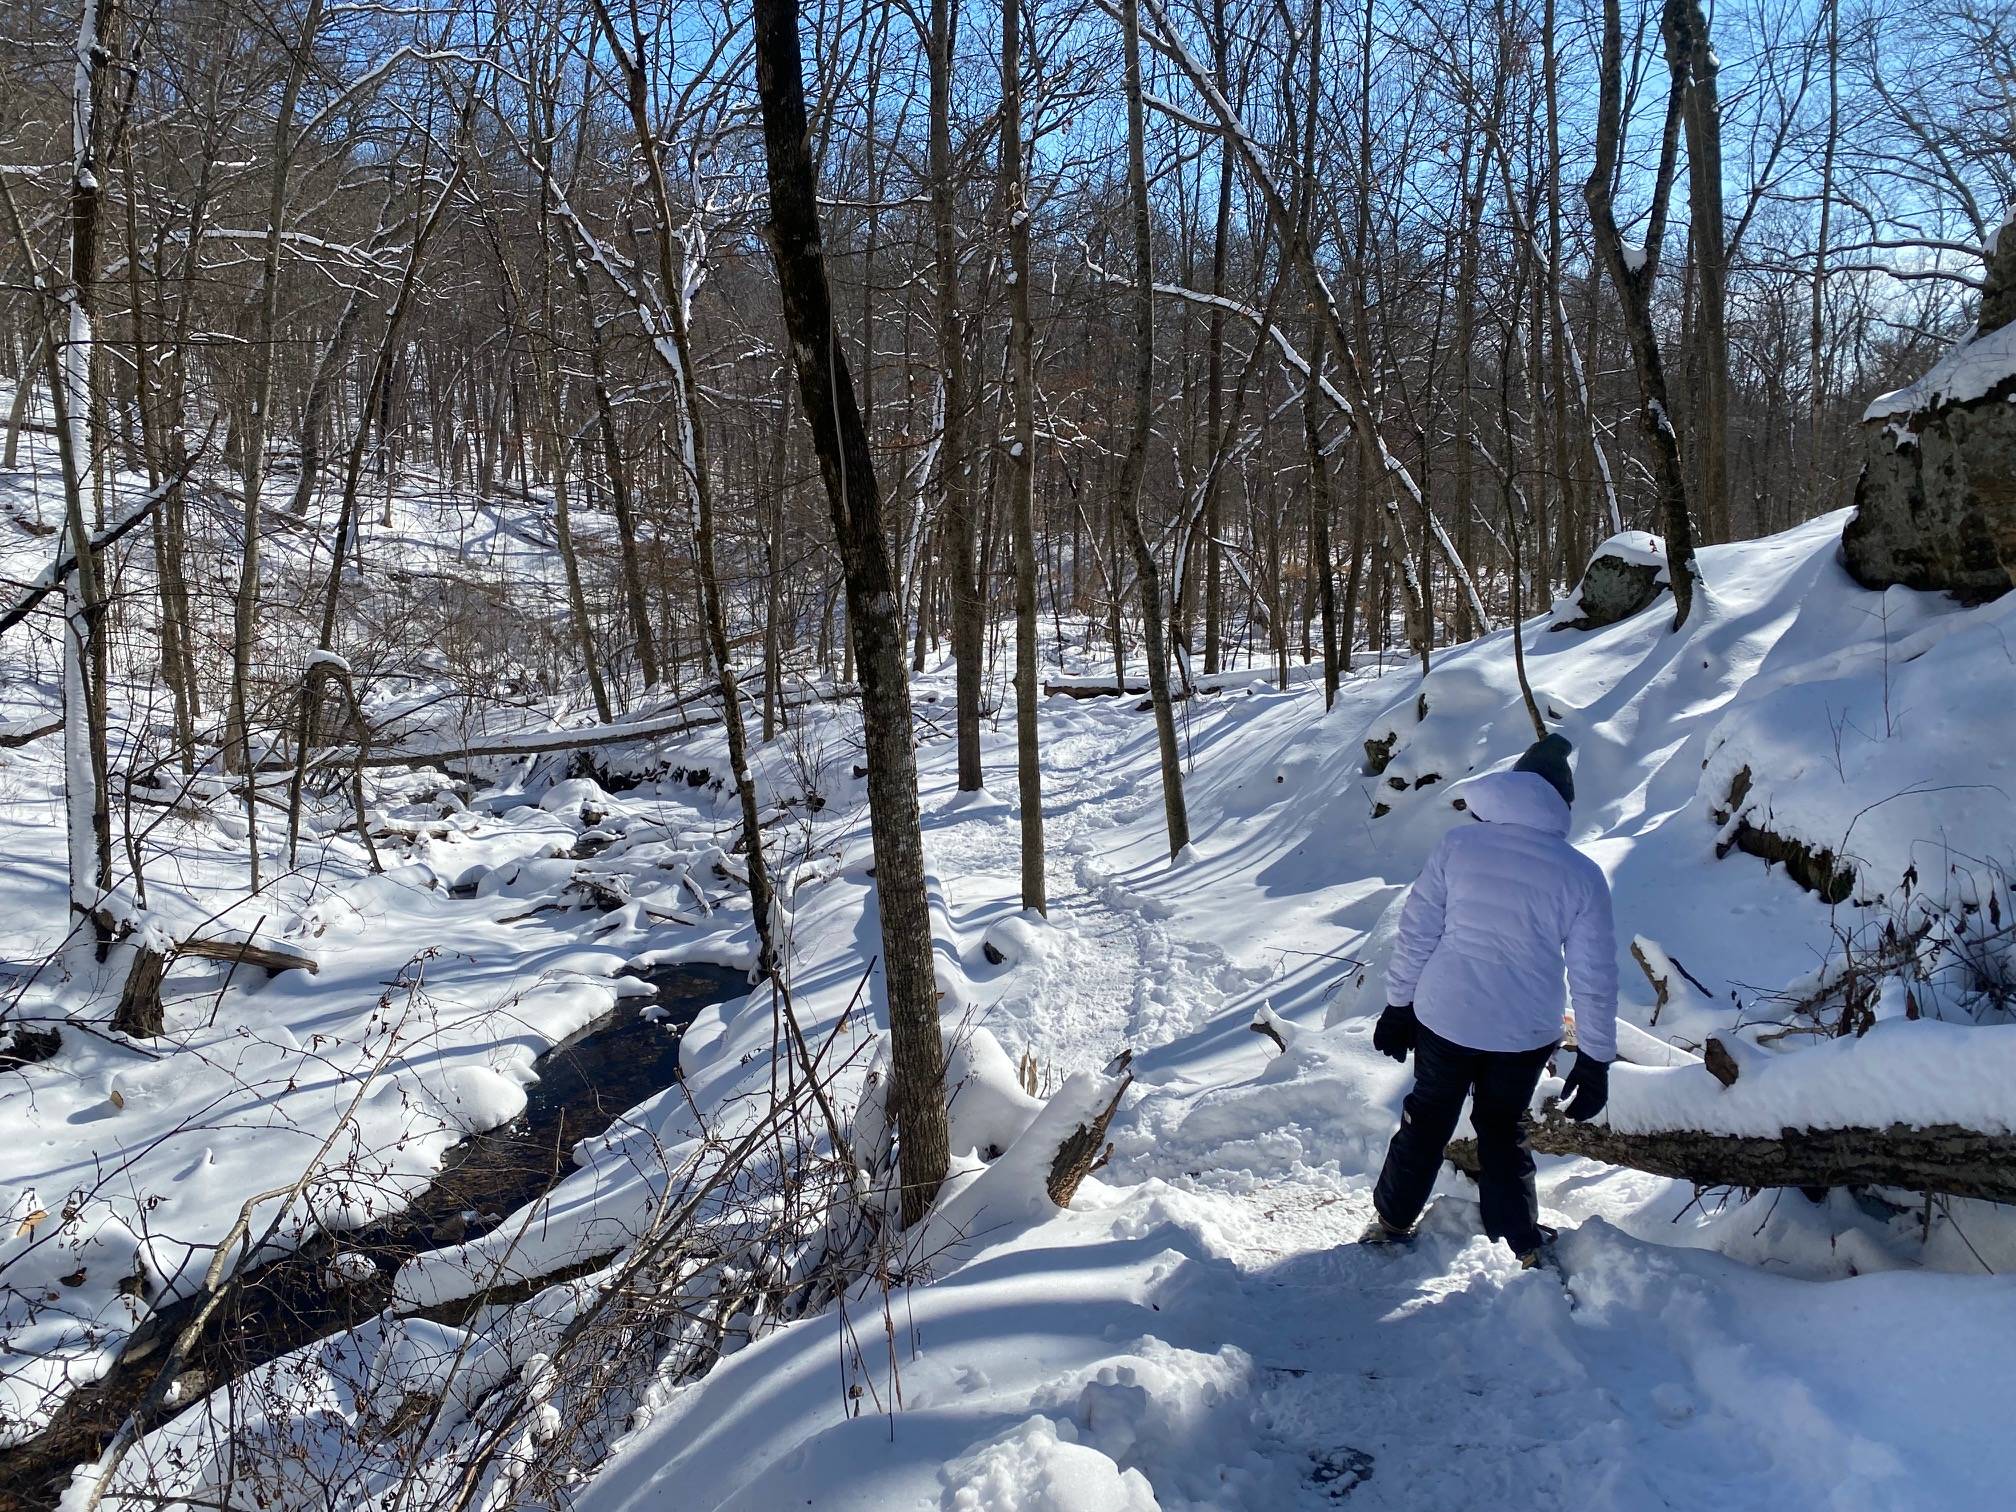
[1447,1116,2016,1207]
[227,0,327,891]
[931,0,985,792]
[1584,0,1701,628]
[1665,0,1730,546]
[756,0,950,1226]
[1001,0,1046,913]
[1119,0,1190,858]
[576,261,661,691]
[579,1,778,970]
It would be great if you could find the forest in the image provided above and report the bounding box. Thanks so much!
[1,0,2013,1507]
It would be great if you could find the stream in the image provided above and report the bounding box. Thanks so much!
[0,959,747,1512]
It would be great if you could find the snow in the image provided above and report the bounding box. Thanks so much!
[941,1415,1160,1511]
[1590,528,1668,573]
[1864,317,2016,421]
[547,511,2016,1511]
[1605,1018,2016,1137]
[8,420,2016,1507]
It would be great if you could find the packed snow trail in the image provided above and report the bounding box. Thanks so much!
[919,694,1275,1079]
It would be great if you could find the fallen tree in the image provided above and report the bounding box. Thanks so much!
[1446,1111,2016,1205]
[115,931,319,1037]
[1443,1029,2016,1204]
[1254,1011,2016,1205]
[267,682,854,775]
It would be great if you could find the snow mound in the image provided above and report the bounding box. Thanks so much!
[940,1415,1161,1512]
[945,1026,1046,1159]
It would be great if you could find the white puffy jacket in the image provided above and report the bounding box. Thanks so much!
[1384,770,1618,1062]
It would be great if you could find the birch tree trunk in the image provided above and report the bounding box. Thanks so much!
[43,0,120,930]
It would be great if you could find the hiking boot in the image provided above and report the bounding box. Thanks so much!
[1516,1225,1560,1270]
[1358,1212,1415,1246]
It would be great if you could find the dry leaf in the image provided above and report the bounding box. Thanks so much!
[108,1088,126,1110]
[15,1209,48,1238]
[60,1267,87,1287]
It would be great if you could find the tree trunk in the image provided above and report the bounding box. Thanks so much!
[1447,1116,2016,1207]
[9,0,126,931]
[576,262,661,691]
[1119,0,1190,858]
[756,0,950,1226]
[931,0,985,792]
[1807,0,1839,511]
[586,0,777,968]
[1584,0,1700,627]
[1665,0,1730,546]
[1001,0,1046,913]
[227,0,327,892]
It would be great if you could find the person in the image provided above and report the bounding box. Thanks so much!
[1360,733,1617,1268]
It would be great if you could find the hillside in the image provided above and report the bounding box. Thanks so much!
[7,468,2014,1508]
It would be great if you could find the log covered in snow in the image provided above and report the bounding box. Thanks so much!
[1446,1112,2016,1205]
[1447,1020,2016,1203]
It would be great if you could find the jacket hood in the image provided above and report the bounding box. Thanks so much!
[1460,769,1572,835]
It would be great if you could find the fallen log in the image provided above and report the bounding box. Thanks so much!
[177,938,320,976]
[113,935,318,1038]
[1041,677,1242,701]
[1043,679,1149,699]
[1446,1111,2016,1205]
[0,716,61,748]
[278,683,854,773]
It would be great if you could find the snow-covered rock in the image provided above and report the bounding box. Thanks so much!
[1846,217,2016,602]
[1553,530,1669,631]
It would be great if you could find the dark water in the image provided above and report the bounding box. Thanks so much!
[0,960,747,1512]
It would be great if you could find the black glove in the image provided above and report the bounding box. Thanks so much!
[1373,1002,1417,1062]
[1558,1052,1610,1122]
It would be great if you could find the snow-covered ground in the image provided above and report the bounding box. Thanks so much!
[6,436,2015,1509]
[561,514,2016,1512]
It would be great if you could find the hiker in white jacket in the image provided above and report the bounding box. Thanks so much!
[1361,734,1617,1267]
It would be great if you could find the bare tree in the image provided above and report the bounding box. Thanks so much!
[1001,0,1047,912]
[931,0,986,791]
[755,0,951,1225]
[1585,0,1702,626]
[1118,0,1191,858]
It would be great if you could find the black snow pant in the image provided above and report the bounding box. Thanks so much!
[1372,1022,1556,1256]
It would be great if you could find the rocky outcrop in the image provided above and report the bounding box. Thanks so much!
[1843,219,2016,604]
[1553,531,1668,631]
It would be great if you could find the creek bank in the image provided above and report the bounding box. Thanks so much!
[0,961,745,1512]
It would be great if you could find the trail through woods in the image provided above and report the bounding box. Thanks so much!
[7,456,2016,1508]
